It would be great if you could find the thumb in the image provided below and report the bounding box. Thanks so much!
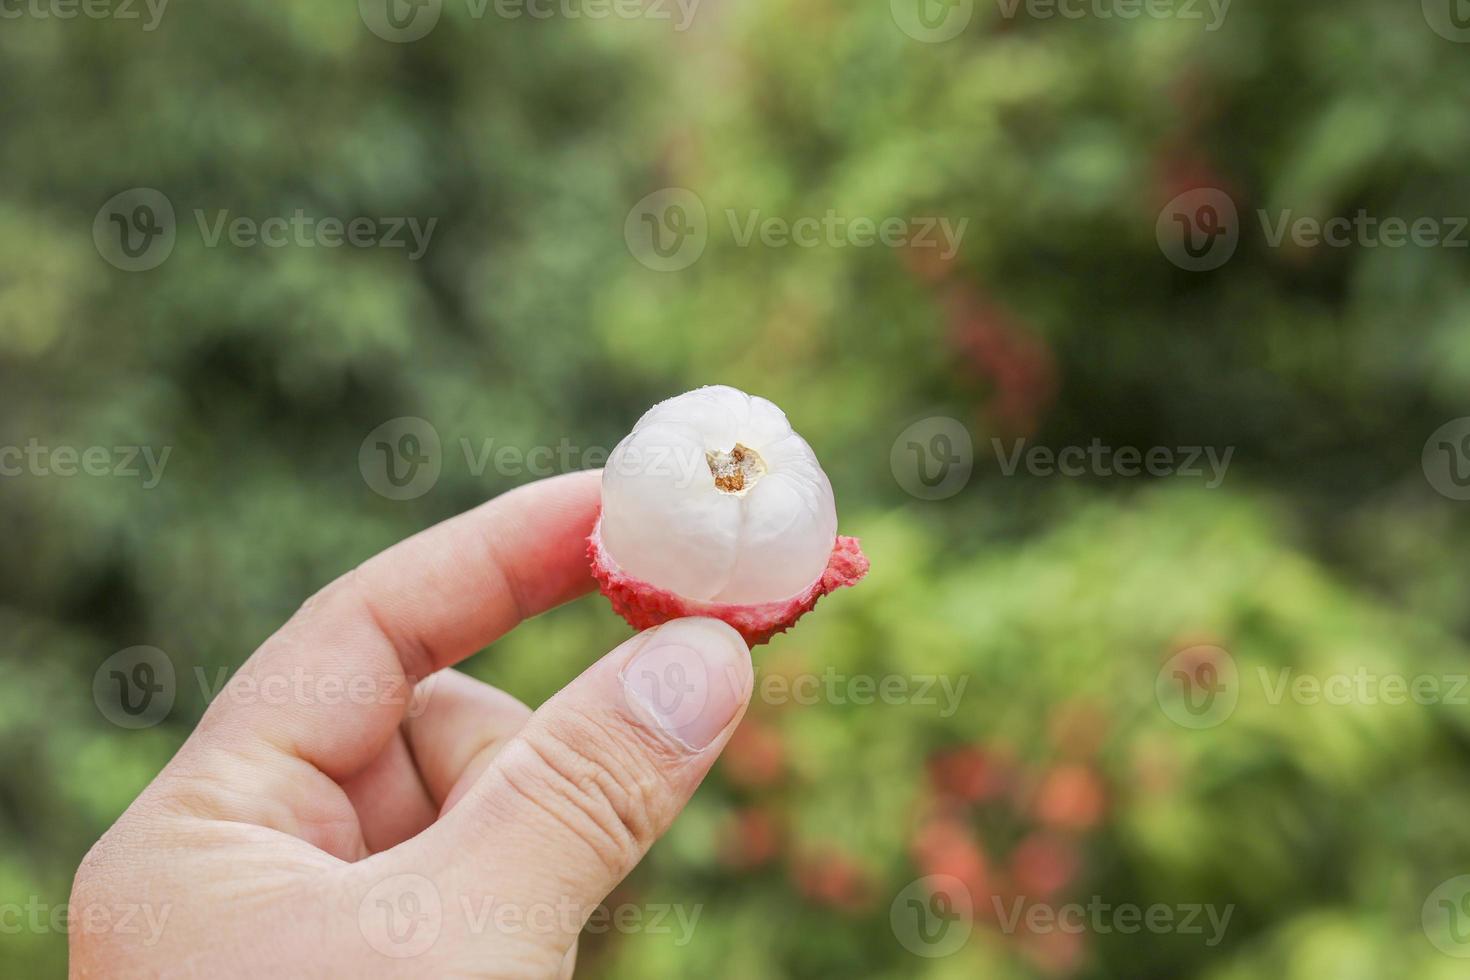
[401,617,752,966]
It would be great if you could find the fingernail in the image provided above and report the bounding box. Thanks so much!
[621,618,751,750]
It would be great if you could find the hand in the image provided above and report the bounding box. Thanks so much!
[70,471,755,978]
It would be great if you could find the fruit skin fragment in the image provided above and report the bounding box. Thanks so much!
[589,519,869,646]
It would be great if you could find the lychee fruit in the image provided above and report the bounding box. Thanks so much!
[588,385,868,646]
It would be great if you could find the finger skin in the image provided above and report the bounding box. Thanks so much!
[137,472,599,859]
[340,669,534,852]
[183,469,597,781]
[393,618,753,971]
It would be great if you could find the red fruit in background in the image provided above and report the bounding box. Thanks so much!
[911,815,990,904]
[1150,135,1241,210]
[721,718,785,789]
[943,286,1057,438]
[1034,765,1106,831]
[718,805,783,870]
[792,850,875,915]
[927,744,1012,804]
[1009,833,1079,899]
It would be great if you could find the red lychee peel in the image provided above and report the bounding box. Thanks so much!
[587,516,869,647]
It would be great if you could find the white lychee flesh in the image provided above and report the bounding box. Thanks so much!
[599,385,839,605]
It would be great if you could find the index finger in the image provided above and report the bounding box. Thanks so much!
[202,469,603,780]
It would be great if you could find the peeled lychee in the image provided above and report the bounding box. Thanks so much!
[589,385,868,646]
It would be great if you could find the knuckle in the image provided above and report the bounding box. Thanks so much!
[503,715,671,876]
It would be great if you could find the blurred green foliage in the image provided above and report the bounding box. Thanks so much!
[4,0,1470,976]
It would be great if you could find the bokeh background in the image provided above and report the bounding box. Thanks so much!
[5,0,1470,976]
